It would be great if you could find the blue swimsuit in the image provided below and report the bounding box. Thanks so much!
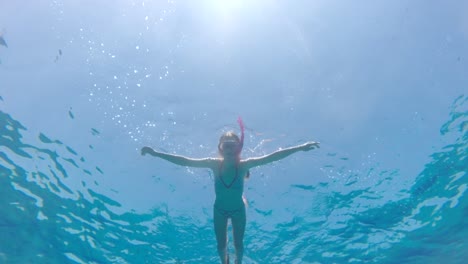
[214,161,247,218]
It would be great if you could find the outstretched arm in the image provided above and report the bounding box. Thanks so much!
[141,146,217,169]
[244,141,319,169]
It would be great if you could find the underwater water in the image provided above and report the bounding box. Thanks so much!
[1,0,467,263]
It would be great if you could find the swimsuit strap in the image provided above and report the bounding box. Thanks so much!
[218,160,239,189]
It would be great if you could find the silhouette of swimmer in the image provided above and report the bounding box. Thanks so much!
[0,33,5,64]
[0,35,7,48]
[54,49,62,62]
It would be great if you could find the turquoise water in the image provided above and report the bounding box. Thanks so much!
[1,1,467,263]
[0,95,466,263]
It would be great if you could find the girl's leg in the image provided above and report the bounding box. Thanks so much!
[231,205,246,264]
[214,206,229,264]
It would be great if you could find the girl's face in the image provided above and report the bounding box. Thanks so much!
[220,139,240,157]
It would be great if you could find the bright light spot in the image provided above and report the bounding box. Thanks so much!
[208,0,245,13]
[200,0,256,37]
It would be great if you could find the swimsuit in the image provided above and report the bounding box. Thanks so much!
[214,161,246,219]
[218,161,240,188]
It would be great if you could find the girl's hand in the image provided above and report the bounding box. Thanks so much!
[301,141,320,151]
[141,146,154,156]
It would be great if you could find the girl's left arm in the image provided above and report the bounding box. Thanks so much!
[243,141,319,169]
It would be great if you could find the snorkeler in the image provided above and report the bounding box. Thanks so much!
[141,117,319,264]
[0,29,7,48]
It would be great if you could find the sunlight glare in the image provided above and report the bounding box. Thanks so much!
[209,0,246,13]
[202,0,252,34]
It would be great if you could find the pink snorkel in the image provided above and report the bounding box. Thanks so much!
[238,116,250,179]
[237,116,245,153]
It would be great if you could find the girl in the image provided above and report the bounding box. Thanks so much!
[141,118,319,264]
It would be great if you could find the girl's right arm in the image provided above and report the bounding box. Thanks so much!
[141,146,217,168]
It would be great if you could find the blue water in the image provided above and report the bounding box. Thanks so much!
[1,0,467,263]
[0,96,466,263]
